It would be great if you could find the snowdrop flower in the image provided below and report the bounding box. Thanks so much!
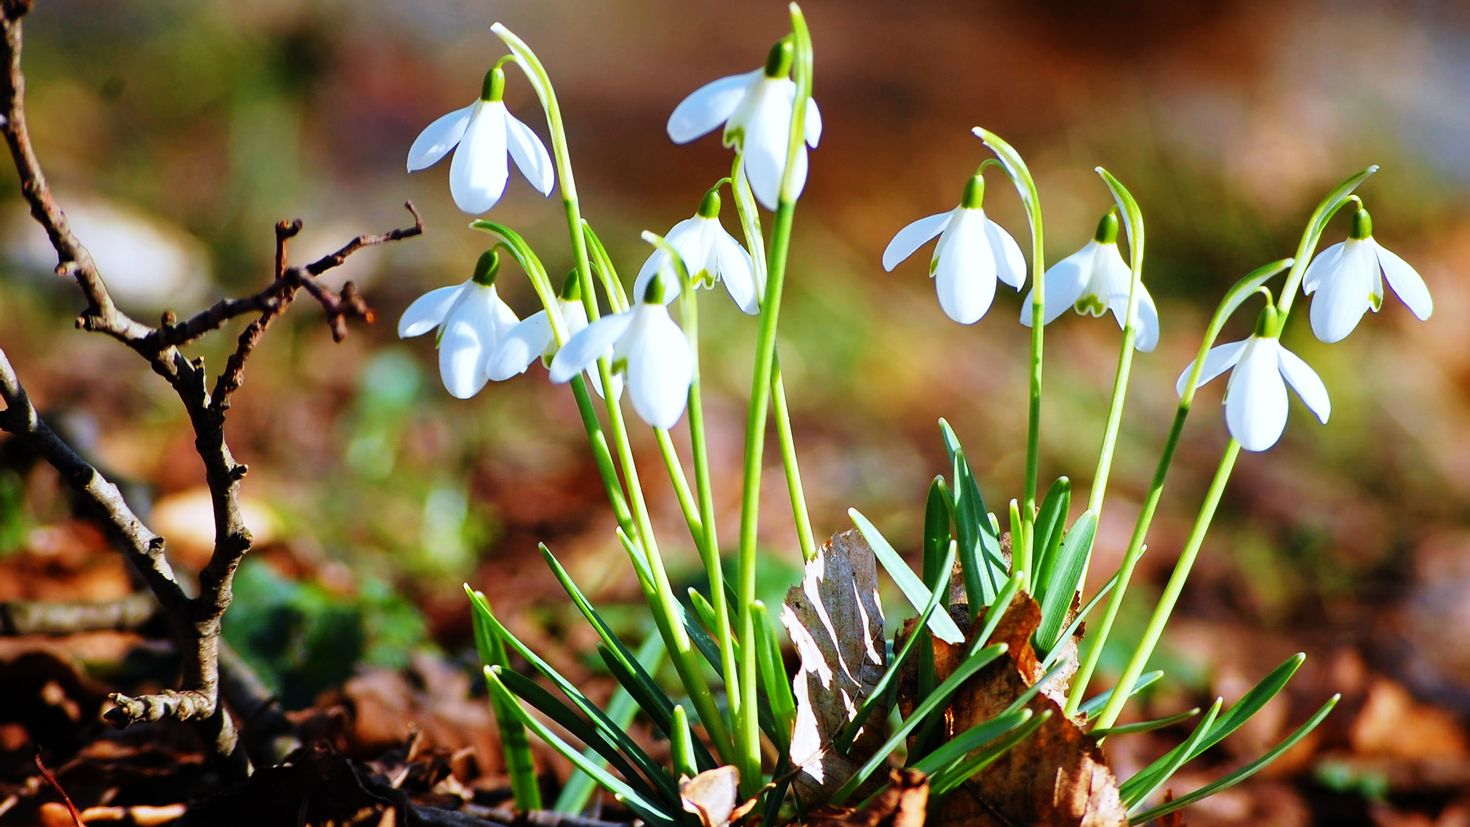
[633,190,760,314]
[1303,206,1432,343]
[1176,309,1330,452]
[549,279,694,429]
[882,174,1026,325]
[1020,210,1159,351]
[406,66,554,215]
[667,39,822,210]
[398,250,522,399]
[487,274,620,399]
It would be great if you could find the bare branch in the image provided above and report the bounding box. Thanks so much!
[0,593,158,635]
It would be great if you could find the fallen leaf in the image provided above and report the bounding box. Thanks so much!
[681,765,739,827]
[805,768,929,827]
[780,530,889,805]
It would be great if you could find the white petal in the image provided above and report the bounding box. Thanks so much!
[491,291,520,336]
[1122,283,1161,352]
[437,286,497,399]
[983,215,1027,289]
[1225,338,1289,452]
[1375,243,1433,321]
[742,85,805,210]
[548,311,634,383]
[633,250,680,305]
[882,213,950,272]
[448,102,510,214]
[714,231,759,314]
[624,308,693,429]
[668,216,714,280]
[504,110,555,196]
[1021,243,1091,327]
[486,308,552,381]
[406,103,474,172]
[397,282,466,338]
[933,211,997,325]
[667,71,758,144]
[1276,345,1331,424]
[1302,241,1346,295]
[1176,338,1248,397]
[1309,241,1376,343]
[804,97,822,147]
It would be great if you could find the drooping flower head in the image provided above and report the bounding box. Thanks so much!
[1020,210,1160,351]
[398,250,523,399]
[1177,306,1330,452]
[633,189,760,315]
[488,272,620,398]
[549,276,695,429]
[1304,206,1432,343]
[882,173,1026,325]
[667,38,822,210]
[406,66,555,215]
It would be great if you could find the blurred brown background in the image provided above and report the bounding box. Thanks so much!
[2,1,1469,822]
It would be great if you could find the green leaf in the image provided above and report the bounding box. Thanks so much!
[555,636,664,814]
[929,709,1051,796]
[1039,572,1117,673]
[1121,698,1223,808]
[1118,653,1305,804]
[1129,694,1339,823]
[1030,477,1071,596]
[670,704,699,779]
[754,601,796,753]
[909,708,1033,777]
[939,419,1006,607]
[464,587,542,811]
[1090,705,1202,738]
[484,667,679,827]
[850,508,965,644]
[1079,670,1164,718]
[830,642,1009,805]
[1035,510,1098,653]
[923,476,953,587]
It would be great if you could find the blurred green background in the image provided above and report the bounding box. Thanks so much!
[2,0,1468,772]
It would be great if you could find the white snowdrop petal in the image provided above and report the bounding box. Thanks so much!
[1126,283,1161,352]
[549,311,634,383]
[804,97,823,147]
[448,102,510,214]
[486,309,552,381]
[1375,243,1434,321]
[667,71,758,144]
[625,309,694,429]
[934,212,997,325]
[715,231,760,314]
[1225,339,1289,452]
[437,288,497,399]
[1176,338,1248,397]
[406,104,474,172]
[1309,241,1377,343]
[1302,241,1346,295]
[1021,244,1090,327]
[742,89,805,209]
[1277,345,1331,424]
[504,110,555,196]
[882,213,951,272]
[398,283,466,338]
[983,216,1027,289]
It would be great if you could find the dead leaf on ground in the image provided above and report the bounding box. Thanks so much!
[804,768,929,827]
[681,765,739,827]
[780,530,889,805]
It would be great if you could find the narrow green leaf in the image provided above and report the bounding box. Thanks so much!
[1090,706,1202,738]
[1121,698,1223,808]
[930,709,1051,796]
[922,476,953,587]
[1039,572,1117,673]
[1129,695,1339,823]
[830,642,1009,805]
[1079,670,1164,718]
[1030,477,1072,596]
[1035,510,1098,653]
[465,587,542,811]
[754,600,796,752]
[909,708,1033,777]
[939,419,1005,606]
[850,508,965,644]
[555,637,664,815]
[484,667,679,827]
[670,704,699,779]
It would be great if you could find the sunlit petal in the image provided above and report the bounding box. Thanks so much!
[1276,345,1331,424]
[933,211,997,325]
[1021,243,1090,327]
[1176,338,1248,397]
[667,71,759,144]
[504,111,555,196]
[624,308,694,429]
[983,215,1027,289]
[486,309,552,381]
[882,212,951,272]
[1225,338,1288,452]
[549,311,634,383]
[715,231,760,314]
[1302,241,1346,295]
[398,283,466,338]
[437,286,497,399]
[406,104,474,172]
[1375,242,1434,321]
[1309,241,1376,343]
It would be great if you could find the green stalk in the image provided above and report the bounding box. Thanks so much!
[730,154,818,563]
[493,25,731,761]
[735,4,813,795]
[974,128,1045,574]
[654,428,704,546]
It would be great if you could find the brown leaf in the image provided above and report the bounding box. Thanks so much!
[681,765,739,827]
[804,769,929,827]
[923,592,1126,827]
[780,530,889,805]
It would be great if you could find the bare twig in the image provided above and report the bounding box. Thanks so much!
[0,593,158,635]
[33,753,85,827]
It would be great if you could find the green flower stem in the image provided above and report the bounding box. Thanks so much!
[1273,166,1379,322]
[1082,169,1147,583]
[1092,438,1241,731]
[654,428,704,546]
[493,25,731,761]
[730,154,818,564]
[974,128,1045,581]
[734,4,812,795]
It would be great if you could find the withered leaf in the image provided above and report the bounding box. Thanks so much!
[780,530,889,805]
[681,766,740,827]
[805,768,929,827]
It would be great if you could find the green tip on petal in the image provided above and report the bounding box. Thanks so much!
[961,174,985,209]
[472,249,501,286]
[1094,210,1120,244]
[1253,302,1280,337]
[481,67,506,102]
[1350,207,1373,240]
[559,270,581,301]
[642,273,666,305]
[765,37,795,78]
[698,189,722,219]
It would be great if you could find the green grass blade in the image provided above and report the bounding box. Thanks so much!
[829,642,1008,805]
[670,704,699,779]
[929,709,1051,796]
[1079,670,1164,718]
[939,419,1006,606]
[1035,510,1098,652]
[909,708,1033,777]
[555,637,664,814]
[1030,477,1071,596]
[1039,572,1117,673]
[1128,694,1339,823]
[1120,698,1223,808]
[465,587,542,811]
[754,600,796,753]
[850,508,966,644]
[1090,705,1202,738]
[923,476,953,587]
